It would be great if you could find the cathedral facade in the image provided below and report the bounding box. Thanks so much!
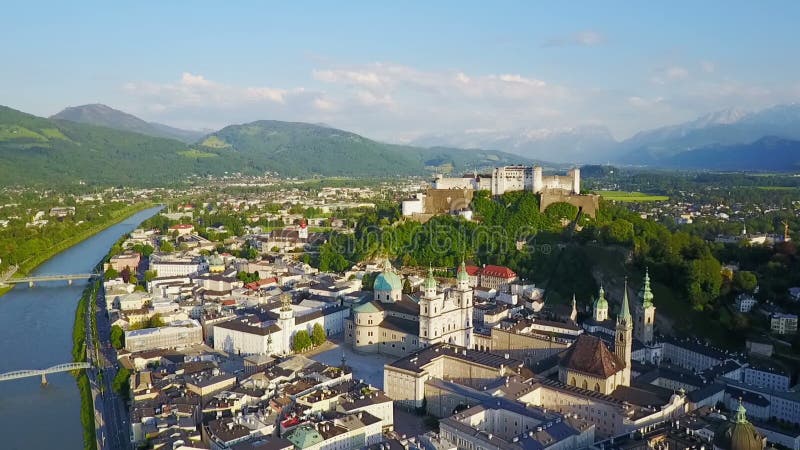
[344,261,474,357]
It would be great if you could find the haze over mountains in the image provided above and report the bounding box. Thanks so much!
[412,103,800,169]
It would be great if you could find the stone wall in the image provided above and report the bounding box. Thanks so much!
[539,191,600,218]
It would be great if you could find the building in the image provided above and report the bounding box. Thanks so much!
[433,166,581,197]
[736,294,758,313]
[771,314,798,335]
[713,401,766,450]
[168,224,195,236]
[124,319,203,352]
[108,251,141,272]
[344,261,473,357]
[213,298,347,356]
[463,264,517,290]
[149,255,208,278]
[439,400,595,450]
[383,343,526,409]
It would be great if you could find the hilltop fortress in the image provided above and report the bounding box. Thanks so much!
[402,165,599,220]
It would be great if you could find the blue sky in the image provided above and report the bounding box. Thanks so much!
[1,1,798,141]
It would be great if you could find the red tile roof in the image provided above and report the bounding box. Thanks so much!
[559,334,624,378]
[480,265,517,279]
[465,265,481,276]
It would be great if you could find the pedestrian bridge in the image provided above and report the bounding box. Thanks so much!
[0,362,91,384]
[1,272,98,287]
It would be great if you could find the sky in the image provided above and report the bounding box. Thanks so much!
[1,1,799,142]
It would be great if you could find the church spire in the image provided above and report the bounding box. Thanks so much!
[640,268,654,308]
[570,294,578,323]
[618,278,631,325]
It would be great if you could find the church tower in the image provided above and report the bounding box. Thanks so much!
[278,293,295,355]
[615,280,633,386]
[593,285,609,322]
[635,269,656,344]
[418,266,439,347]
[454,260,473,348]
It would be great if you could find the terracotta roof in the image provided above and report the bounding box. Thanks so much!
[481,264,517,279]
[464,265,481,276]
[559,334,624,378]
[465,264,517,279]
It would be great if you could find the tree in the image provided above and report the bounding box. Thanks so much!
[144,269,157,283]
[160,240,174,253]
[403,277,412,294]
[292,330,312,352]
[120,266,132,283]
[733,271,758,293]
[104,267,119,280]
[110,325,125,349]
[112,367,131,401]
[311,323,327,347]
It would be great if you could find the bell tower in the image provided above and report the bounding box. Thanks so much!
[636,268,656,344]
[615,279,633,386]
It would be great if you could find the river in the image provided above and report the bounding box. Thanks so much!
[0,206,161,450]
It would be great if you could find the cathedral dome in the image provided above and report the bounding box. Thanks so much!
[713,402,764,450]
[423,266,437,290]
[594,286,608,310]
[374,260,402,292]
[456,260,469,283]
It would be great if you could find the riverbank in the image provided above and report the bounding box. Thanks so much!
[0,201,156,298]
[72,280,99,450]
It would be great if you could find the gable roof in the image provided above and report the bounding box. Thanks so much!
[559,334,624,379]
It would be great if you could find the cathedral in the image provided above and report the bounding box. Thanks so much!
[558,280,633,394]
[344,260,474,357]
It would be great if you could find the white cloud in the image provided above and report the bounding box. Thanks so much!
[118,61,800,143]
[700,61,716,74]
[651,66,689,84]
[313,97,336,111]
[627,96,665,109]
[543,30,605,47]
[123,72,300,108]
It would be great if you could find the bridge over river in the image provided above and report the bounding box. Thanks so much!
[0,362,92,385]
[0,269,98,287]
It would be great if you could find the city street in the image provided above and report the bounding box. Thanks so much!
[88,284,130,450]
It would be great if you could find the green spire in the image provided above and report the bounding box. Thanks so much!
[735,398,748,424]
[423,264,437,290]
[618,278,631,324]
[457,259,469,282]
[640,268,654,308]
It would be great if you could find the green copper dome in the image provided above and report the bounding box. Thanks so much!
[374,260,402,292]
[457,260,469,282]
[423,265,437,290]
[713,401,764,450]
[594,285,608,310]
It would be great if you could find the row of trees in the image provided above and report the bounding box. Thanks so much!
[292,323,327,352]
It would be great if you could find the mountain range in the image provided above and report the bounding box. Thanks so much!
[2,102,800,186]
[0,105,534,185]
[51,103,207,143]
[412,103,800,170]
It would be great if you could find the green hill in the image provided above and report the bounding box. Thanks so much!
[201,120,533,177]
[51,104,206,143]
[0,106,241,185]
[0,106,533,185]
